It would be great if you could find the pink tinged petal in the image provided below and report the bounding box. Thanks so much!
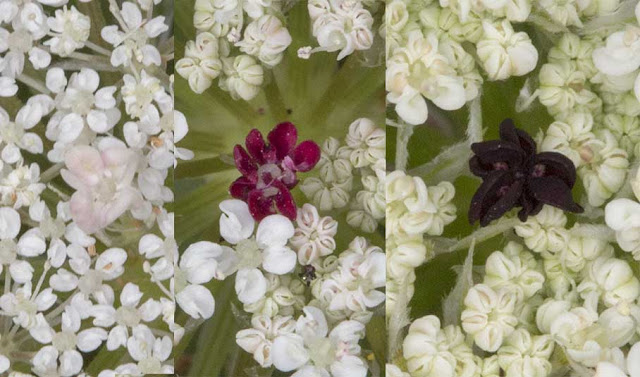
[292,140,321,172]
[63,146,104,187]
[268,122,298,160]
[234,145,258,178]
[248,190,276,221]
[235,268,267,305]
[68,191,103,235]
[77,328,108,352]
[176,284,215,319]
[229,177,255,200]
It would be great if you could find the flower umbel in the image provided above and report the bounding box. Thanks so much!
[469,119,583,226]
[230,122,321,221]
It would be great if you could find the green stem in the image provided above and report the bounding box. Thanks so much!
[443,217,521,253]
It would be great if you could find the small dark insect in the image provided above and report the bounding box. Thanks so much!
[468,119,583,226]
[257,108,266,115]
[299,265,317,286]
[286,108,293,115]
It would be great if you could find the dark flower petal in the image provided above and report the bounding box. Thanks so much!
[517,190,543,221]
[274,181,297,220]
[516,129,537,156]
[268,122,298,160]
[535,152,577,188]
[245,129,267,164]
[481,179,524,226]
[233,145,257,177]
[248,190,275,221]
[471,140,523,167]
[229,177,255,200]
[292,140,321,172]
[469,171,513,224]
[469,156,494,177]
[499,119,519,144]
[528,177,584,213]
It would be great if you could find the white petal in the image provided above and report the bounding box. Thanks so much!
[46,67,67,93]
[120,283,142,307]
[219,199,255,244]
[77,328,108,352]
[0,77,18,97]
[256,215,294,248]
[235,268,267,304]
[176,284,215,319]
[9,260,33,283]
[87,110,111,133]
[628,342,640,377]
[0,207,21,239]
[17,229,46,256]
[271,334,310,372]
[262,246,296,275]
[107,325,128,350]
[59,350,83,376]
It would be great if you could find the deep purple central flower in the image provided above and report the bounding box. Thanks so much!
[230,122,321,221]
[468,119,584,226]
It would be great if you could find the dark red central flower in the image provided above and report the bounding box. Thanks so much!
[230,122,321,221]
[468,119,584,226]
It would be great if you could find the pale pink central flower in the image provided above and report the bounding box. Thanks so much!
[61,145,139,234]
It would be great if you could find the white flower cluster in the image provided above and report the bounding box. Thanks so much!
[176,0,293,98]
[386,170,456,315]
[0,0,182,374]
[385,0,539,125]
[298,0,381,61]
[300,118,386,234]
[532,29,640,207]
[389,198,640,376]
